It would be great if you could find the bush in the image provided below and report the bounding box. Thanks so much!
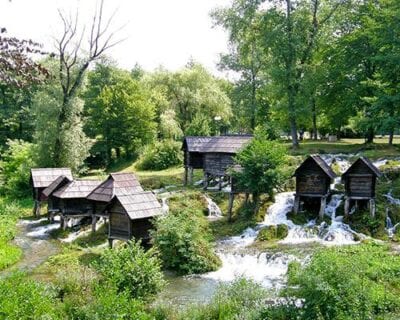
[0,139,36,197]
[285,243,400,319]
[257,224,289,241]
[0,272,62,319]
[137,139,182,171]
[151,208,221,275]
[94,240,165,299]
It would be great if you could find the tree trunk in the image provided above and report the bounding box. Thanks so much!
[389,129,394,145]
[365,127,374,144]
[311,98,318,140]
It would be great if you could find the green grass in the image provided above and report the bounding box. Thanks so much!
[287,138,400,159]
[0,197,32,270]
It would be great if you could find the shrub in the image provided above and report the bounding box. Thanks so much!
[137,139,182,171]
[257,224,289,241]
[0,272,62,319]
[94,240,165,299]
[285,243,400,319]
[151,208,221,275]
[0,139,36,197]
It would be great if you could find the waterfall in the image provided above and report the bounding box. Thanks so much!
[203,252,298,289]
[203,194,222,218]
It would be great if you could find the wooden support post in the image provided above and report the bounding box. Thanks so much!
[60,215,65,230]
[92,214,97,232]
[188,167,194,185]
[293,195,300,214]
[370,199,376,218]
[228,193,234,222]
[184,167,188,186]
[203,172,209,190]
[344,198,350,216]
[33,200,41,218]
[245,193,249,204]
[108,238,113,249]
[319,196,326,220]
[218,176,223,191]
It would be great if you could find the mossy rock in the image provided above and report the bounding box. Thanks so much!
[257,224,288,241]
[277,224,289,239]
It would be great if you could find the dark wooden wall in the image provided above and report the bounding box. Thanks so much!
[58,198,92,215]
[345,175,375,198]
[204,153,234,176]
[185,151,204,169]
[109,210,131,240]
[296,163,330,196]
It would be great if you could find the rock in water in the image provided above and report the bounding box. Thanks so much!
[257,224,289,241]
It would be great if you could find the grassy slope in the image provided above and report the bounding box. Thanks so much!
[0,198,32,270]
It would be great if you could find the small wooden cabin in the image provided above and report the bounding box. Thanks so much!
[30,168,73,217]
[50,179,102,229]
[106,192,163,247]
[201,135,252,190]
[42,175,72,219]
[182,136,212,185]
[342,157,382,216]
[293,155,337,218]
[87,172,144,231]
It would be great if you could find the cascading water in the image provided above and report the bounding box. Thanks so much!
[203,194,222,218]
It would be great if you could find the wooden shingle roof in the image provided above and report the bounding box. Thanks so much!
[87,172,143,202]
[30,168,73,188]
[294,155,337,179]
[42,175,71,198]
[183,135,252,154]
[343,157,382,178]
[53,180,102,199]
[114,192,163,220]
[182,136,213,152]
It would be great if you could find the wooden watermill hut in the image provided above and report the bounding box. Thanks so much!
[182,136,212,185]
[201,135,252,190]
[106,192,163,247]
[50,179,102,229]
[293,155,337,218]
[30,168,73,217]
[42,175,72,220]
[87,172,144,231]
[342,157,382,217]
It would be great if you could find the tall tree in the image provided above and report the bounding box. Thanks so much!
[53,0,122,166]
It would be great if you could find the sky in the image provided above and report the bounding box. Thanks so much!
[0,0,232,75]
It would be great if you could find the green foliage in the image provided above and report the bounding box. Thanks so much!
[177,278,267,320]
[137,139,182,171]
[0,139,35,197]
[257,224,289,241]
[233,137,287,200]
[0,272,62,320]
[185,113,212,136]
[151,206,221,275]
[285,244,400,319]
[0,199,30,270]
[95,240,165,299]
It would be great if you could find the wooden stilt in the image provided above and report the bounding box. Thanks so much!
[245,193,249,204]
[319,196,326,219]
[184,167,188,186]
[293,195,300,214]
[370,199,376,218]
[218,176,223,191]
[344,198,350,216]
[92,214,97,232]
[188,167,194,185]
[203,172,209,190]
[108,239,113,249]
[33,200,41,218]
[228,193,234,222]
[60,215,66,230]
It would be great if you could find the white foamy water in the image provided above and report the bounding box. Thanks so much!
[204,194,222,218]
[203,252,297,289]
[26,222,59,238]
[161,198,169,214]
[263,192,295,228]
[373,159,388,168]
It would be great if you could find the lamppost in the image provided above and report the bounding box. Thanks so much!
[214,115,222,136]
